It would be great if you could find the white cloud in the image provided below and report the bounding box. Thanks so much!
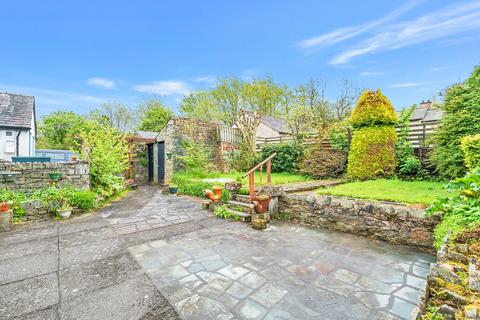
[194,75,217,86]
[330,1,480,65]
[429,67,444,71]
[133,80,190,96]
[86,77,117,89]
[360,71,385,76]
[297,0,423,51]
[388,82,423,88]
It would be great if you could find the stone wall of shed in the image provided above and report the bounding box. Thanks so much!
[279,193,438,250]
[0,161,90,192]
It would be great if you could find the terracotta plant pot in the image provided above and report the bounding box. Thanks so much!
[252,196,270,213]
[0,202,9,212]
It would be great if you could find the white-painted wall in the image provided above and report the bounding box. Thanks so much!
[0,126,35,161]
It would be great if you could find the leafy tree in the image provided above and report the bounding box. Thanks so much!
[37,111,87,149]
[430,66,480,178]
[347,90,397,180]
[74,119,129,197]
[137,99,172,132]
[180,91,218,123]
[90,103,135,132]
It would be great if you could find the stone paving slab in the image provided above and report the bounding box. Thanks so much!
[0,273,59,318]
[0,237,57,261]
[59,237,125,269]
[0,251,58,285]
[131,222,435,320]
[58,226,117,249]
[59,274,175,320]
[59,253,141,300]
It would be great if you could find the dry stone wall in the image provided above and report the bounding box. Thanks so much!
[279,193,438,250]
[0,161,90,192]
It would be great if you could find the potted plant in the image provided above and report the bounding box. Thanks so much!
[0,201,10,212]
[169,184,179,195]
[252,192,271,213]
[49,172,62,182]
[57,205,72,219]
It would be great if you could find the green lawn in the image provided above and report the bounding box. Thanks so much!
[317,179,449,205]
[175,171,312,185]
[219,171,312,185]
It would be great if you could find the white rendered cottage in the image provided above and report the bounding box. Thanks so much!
[0,93,36,161]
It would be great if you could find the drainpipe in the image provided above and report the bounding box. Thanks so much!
[15,131,21,156]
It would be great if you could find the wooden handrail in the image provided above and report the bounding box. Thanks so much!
[243,153,277,199]
[242,153,277,178]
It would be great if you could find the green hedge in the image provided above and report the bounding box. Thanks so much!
[347,126,397,180]
[430,66,480,178]
[461,134,480,171]
[259,143,304,173]
[350,90,397,128]
[298,146,346,178]
[347,90,397,180]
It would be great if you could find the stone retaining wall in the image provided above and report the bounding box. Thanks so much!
[279,193,438,250]
[0,161,90,192]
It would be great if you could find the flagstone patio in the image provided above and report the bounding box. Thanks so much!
[0,186,434,320]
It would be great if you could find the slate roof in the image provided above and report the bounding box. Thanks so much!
[260,115,291,134]
[0,93,35,129]
[135,130,159,139]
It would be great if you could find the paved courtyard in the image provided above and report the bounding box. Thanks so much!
[0,187,434,320]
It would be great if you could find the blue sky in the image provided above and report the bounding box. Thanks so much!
[1,0,479,117]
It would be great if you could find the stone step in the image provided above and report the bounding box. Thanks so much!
[233,194,251,203]
[224,208,251,222]
[226,200,254,214]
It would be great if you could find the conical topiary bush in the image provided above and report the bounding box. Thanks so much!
[347,90,398,180]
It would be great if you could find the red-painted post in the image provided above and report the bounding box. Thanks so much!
[267,160,271,184]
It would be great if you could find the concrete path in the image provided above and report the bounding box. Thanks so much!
[281,179,346,194]
[0,187,433,320]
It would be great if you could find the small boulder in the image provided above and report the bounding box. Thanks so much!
[436,304,456,320]
[251,219,267,230]
[430,263,462,284]
[437,289,470,305]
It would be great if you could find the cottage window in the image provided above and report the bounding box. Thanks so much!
[6,131,13,136]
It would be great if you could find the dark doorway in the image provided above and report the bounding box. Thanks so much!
[157,142,165,183]
[147,144,154,183]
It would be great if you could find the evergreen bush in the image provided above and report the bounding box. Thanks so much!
[347,90,397,180]
[298,146,346,178]
[461,134,480,171]
[259,142,304,173]
[430,66,480,178]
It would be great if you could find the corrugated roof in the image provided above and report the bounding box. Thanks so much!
[260,115,291,134]
[0,93,35,128]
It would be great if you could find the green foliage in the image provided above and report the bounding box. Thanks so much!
[396,105,423,178]
[214,204,240,220]
[172,174,231,202]
[328,120,350,154]
[430,66,480,178]
[177,139,214,173]
[0,187,95,221]
[259,143,304,173]
[36,111,87,149]
[137,99,173,132]
[76,119,129,197]
[298,146,346,179]
[347,126,397,180]
[318,179,449,205]
[349,90,397,128]
[427,170,480,248]
[90,103,135,132]
[461,134,480,171]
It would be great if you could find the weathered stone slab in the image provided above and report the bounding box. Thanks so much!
[59,237,125,269]
[0,251,58,285]
[0,273,59,318]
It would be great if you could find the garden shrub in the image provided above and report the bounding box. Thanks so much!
[347,90,397,180]
[259,142,304,173]
[461,134,480,171]
[177,139,214,173]
[328,119,350,154]
[76,120,129,198]
[427,169,480,248]
[66,189,95,210]
[298,145,346,178]
[396,105,423,178]
[430,66,480,178]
